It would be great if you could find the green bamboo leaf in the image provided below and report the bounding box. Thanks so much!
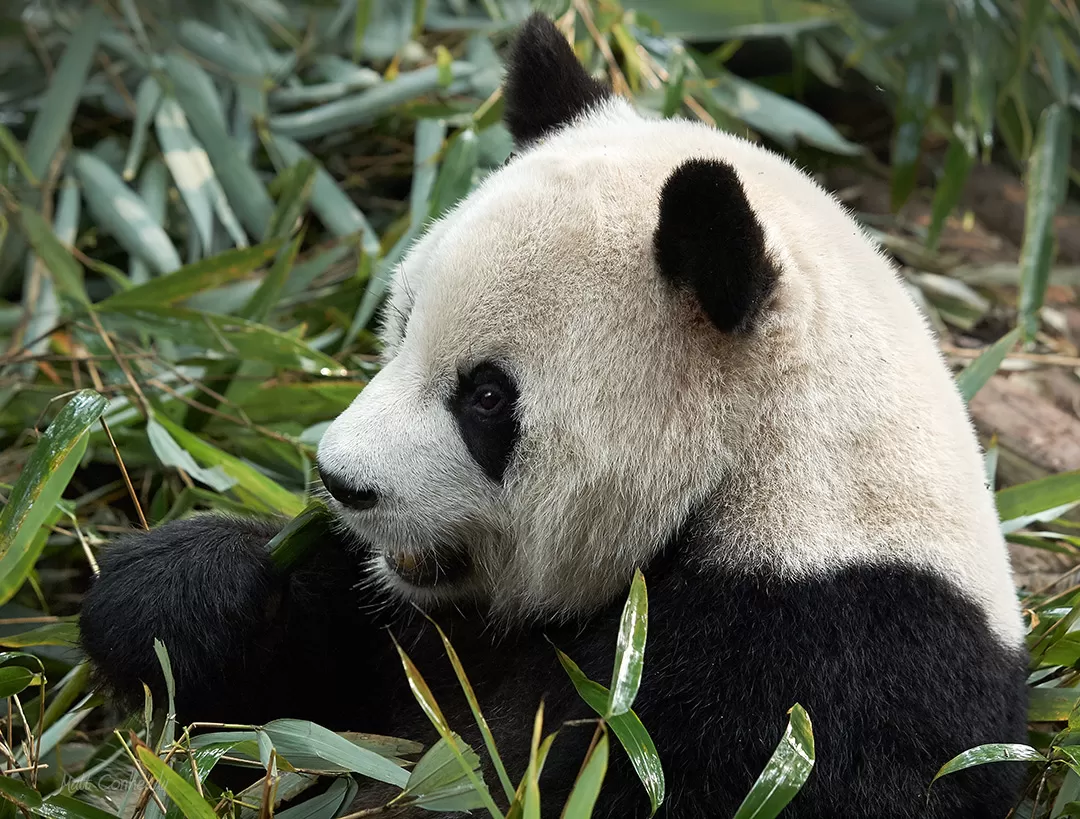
[0,666,39,698]
[556,649,664,815]
[0,124,38,186]
[268,63,476,140]
[137,746,218,819]
[0,390,107,565]
[732,704,815,819]
[1028,687,1080,722]
[147,416,237,493]
[954,327,1022,404]
[25,7,106,178]
[661,51,688,119]
[399,735,487,812]
[996,470,1080,525]
[524,704,544,819]
[890,40,941,212]
[163,54,273,239]
[261,719,409,786]
[264,133,379,255]
[241,231,304,323]
[17,205,88,306]
[0,502,62,607]
[608,569,647,718]
[94,304,347,375]
[33,794,121,819]
[72,151,182,275]
[275,778,354,819]
[155,97,216,252]
[177,19,264,78]
[560,730,608,819]
[265,500,335,573]
[429,128,480,221]
[97,240,284,310]
[233,381,366,425]
[425,618,517,804]
[130,159,169,285]
[150,414,303,517]
[0,774,43,809]
[123,75,163,181]
[1018,103,1071,341]
[932,743,1046,783]
[266,161,317,239]
[926,134,976,250]
[393,639,502,818]
[709,75,861,156]
[0,622,79,648]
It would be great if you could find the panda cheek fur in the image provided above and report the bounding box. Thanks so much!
[654,157,780,334]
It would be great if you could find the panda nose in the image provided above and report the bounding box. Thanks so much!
[318,465,379,511]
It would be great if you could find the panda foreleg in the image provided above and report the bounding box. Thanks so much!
[78,514,375,727]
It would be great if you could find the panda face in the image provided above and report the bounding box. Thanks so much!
[315,14,1024,645]
[315,122,739,614]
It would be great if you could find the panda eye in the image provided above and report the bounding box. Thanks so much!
[472,384,506,415]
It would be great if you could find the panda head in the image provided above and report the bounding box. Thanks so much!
[316,15,1018,638]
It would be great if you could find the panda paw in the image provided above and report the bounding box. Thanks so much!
[79,514,285,716]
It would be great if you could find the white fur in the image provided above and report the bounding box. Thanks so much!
[317,97,1024,647]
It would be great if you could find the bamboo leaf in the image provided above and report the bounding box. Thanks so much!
[25,8,106,178]
[0,390,107,566]
[151,414,303,516]
[268,64,476,140]
[17,206,88,306]
[163,53,273,238]
[932,744,1046,783]
[124,75,163,181]
[94,304,347,375]
[607,569,647,718]
[72,151,182,275]
[559,730,608,819]
[731,704,815,819]
[997,471,1080,525]
[0,124,38,186]
[556,649,664,815]
[954,327,1022,404]
[1018,103,1071,341]
[137,746,218,819]
[261,719,409,786]
[97,240,284,310]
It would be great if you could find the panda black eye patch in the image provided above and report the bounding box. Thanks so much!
[451,362,520,483]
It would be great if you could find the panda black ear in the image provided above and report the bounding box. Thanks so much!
[654,158,779,334]
[503,13,612,147]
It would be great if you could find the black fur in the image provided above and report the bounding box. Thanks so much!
[450,362,521,482]
[503,13,611,147]
[79,515,1029,818]
[654,158,780,333]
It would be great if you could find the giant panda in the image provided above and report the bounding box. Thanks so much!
[78,13,1030,819]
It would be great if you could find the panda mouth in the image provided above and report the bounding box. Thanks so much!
[386,545,472,588]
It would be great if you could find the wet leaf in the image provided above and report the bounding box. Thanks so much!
[932,743,1046,783]
[261,719,410,786]
[0,391,106,566]
[556,649,664,815]
[607,569,647,718]
[732,704,815,819]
